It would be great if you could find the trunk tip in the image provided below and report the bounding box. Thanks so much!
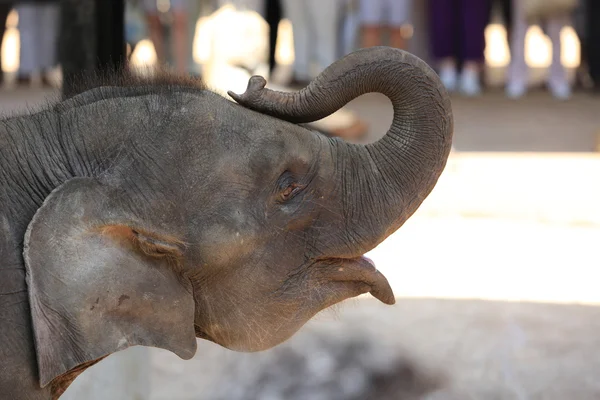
[228,76,267,105]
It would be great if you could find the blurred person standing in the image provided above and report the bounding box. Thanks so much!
[15,0,60,87]
[143,0,188,74]
[428,0,490,96]
[505,0,576,100]
[281,0,339,87]
[0,3,12,86]
[359,0,412,50]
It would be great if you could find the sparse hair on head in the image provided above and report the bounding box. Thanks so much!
[63,66,208,99]
[1,66,210,121]
[49,66,213,115]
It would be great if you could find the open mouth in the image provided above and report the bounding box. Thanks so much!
[318,256,396,305]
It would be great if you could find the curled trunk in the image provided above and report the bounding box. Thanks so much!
[229,47,453,255]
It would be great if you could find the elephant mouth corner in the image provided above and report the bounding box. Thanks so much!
[313,256,396,306]
[194,325,212,342]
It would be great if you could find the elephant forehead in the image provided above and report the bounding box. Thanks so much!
[194,137,292,184]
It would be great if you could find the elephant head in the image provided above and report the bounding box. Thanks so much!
[22,47,452,391]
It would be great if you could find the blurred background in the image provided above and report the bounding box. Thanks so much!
[2,0,600,399]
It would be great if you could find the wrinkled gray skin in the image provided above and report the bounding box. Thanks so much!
[0,47,452,399]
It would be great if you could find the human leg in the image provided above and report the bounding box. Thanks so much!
[506,0,529,98]
[429,0,458,91]
[170,0,188,74]
[387,0,412,50]
[459,0,487,64]
[185,0,201,76]
[142,0,166,65]
[339,0,360,57]
[359,0,383,48]
[16,4,38,82]
[546,15,571,99]
[38,3,60,80]
[306,0,339,77]
[458,0,488,96]
[282,0,310,83]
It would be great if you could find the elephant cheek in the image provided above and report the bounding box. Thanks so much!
[195,226,260,267]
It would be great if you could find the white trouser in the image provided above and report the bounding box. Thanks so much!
[282,0,340,80]
[216,0,265,16]
[16,3,60,75]
[508,0,569,86]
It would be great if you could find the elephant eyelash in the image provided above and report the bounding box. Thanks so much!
[278,183,305,202]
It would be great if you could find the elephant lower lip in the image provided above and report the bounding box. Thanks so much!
[322,256,396,305]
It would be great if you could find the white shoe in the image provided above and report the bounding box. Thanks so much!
[459,69,482,97]
[506,81,527,99]
[549,80,571,100]
[439,66,458,92]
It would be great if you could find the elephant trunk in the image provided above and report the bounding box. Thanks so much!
[229,47,453,256]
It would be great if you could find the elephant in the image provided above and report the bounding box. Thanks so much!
[0,46,453,399]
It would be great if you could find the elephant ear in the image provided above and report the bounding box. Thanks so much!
[23,178,197,388]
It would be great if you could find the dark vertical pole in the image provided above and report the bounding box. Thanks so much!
[587,0,600,90]
[265,0,281,73]
[58,0,96,97]
[59,0,126,98]
[96,0,126,73]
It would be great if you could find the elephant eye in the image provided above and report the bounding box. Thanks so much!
[279,182,305,202]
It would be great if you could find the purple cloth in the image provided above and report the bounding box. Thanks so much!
[429,0,489,63]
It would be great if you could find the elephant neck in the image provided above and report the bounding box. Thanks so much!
[0,102,124,235]
[0,111,73,400]
[0,110,110,399]
[0,111,76,231]
[0,217,50,399]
